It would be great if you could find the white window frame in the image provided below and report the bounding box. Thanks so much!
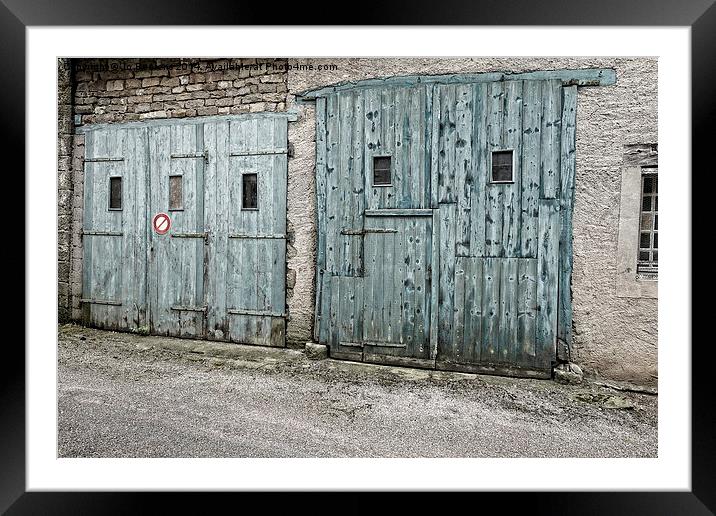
[616,151,658,299]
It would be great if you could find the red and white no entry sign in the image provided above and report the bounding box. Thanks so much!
[152,212,171,235]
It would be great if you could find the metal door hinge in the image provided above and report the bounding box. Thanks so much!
[341,228,398,235]
[170,150,209,164]
[171,232,209,242]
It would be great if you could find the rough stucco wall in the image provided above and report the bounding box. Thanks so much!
[286,58,658,386]
[286,107,316,346]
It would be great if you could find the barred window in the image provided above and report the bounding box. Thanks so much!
[637,168,657,276]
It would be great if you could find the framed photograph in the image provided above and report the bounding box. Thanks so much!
[9,0,707,512]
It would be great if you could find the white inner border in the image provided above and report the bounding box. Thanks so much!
[28,27,691,491]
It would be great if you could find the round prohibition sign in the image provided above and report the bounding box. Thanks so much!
[152,212,172,235]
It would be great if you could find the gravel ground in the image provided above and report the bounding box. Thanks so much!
[58,324,657,458]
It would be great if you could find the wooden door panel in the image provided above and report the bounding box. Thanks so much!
[148,123,207,338]
[219,116,288,347]
[81,127,147,331]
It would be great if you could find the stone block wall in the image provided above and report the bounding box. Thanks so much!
[72,58,288,125]
[57,58,74,322]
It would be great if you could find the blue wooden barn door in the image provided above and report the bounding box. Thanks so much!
[360,213,433,363]
[315,79,576,376]
[80,114,289,346]
[214,116,288,347]
[317,86,435,364]
[433,80,576,376]
[148,122,208,338]
[81,126,148,331]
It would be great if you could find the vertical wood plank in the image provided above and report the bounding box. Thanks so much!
[558,85,577,358]
[81,134,94,324]
[383,220,396,342]
[469,83,488,258]
[430,85,440,209]
[364,88,382,212]
[217,121,230,337]
[463,257,483,363]
[409,86,426,208]
[437,203,456,353]
[337,91,352,275]
[320,94,340,343]
[351,91,366,275]
[394,87,409,208]
[454,84,473,256]
[502,81,523,257]
[540,80,562,199]
[362,219,379,342]
[203,121,216,336]
[415,217,428,354]
[520,80,542,258]
[485,81,505,257]
[452,256,467,361]
[536,198,561,369]
[438,85,457,204]
[380,87,396,209]
[481,256,501,361]
[401,218,415,348]
[194,123,205,331]
[329,274,340,347]
[429,209,440,359]
[314,98,328,341]
[498,257,518,363]
[516,258,538,366]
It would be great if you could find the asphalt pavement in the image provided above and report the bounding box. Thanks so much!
[58,324,657,458]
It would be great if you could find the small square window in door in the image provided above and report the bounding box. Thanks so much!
[373,156,392,186]
[109,176,122,210]
[242,173,258,210]
[491,150,514,182]
[169,175,183,211]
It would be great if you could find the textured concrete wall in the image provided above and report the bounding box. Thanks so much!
[286,105,316,346]
[57,59,74,322]
[286,58,658,386]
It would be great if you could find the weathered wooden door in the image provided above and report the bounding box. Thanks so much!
[360,213,433,364]
[432,80,575,377]
[316,86,437,365]
[79,114,289,347]
[81,126,148,330]
[201,117,288,346]
[148,122,208,337]
[314,78,577,377]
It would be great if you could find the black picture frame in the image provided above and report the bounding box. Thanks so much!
[6,1,706,513]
